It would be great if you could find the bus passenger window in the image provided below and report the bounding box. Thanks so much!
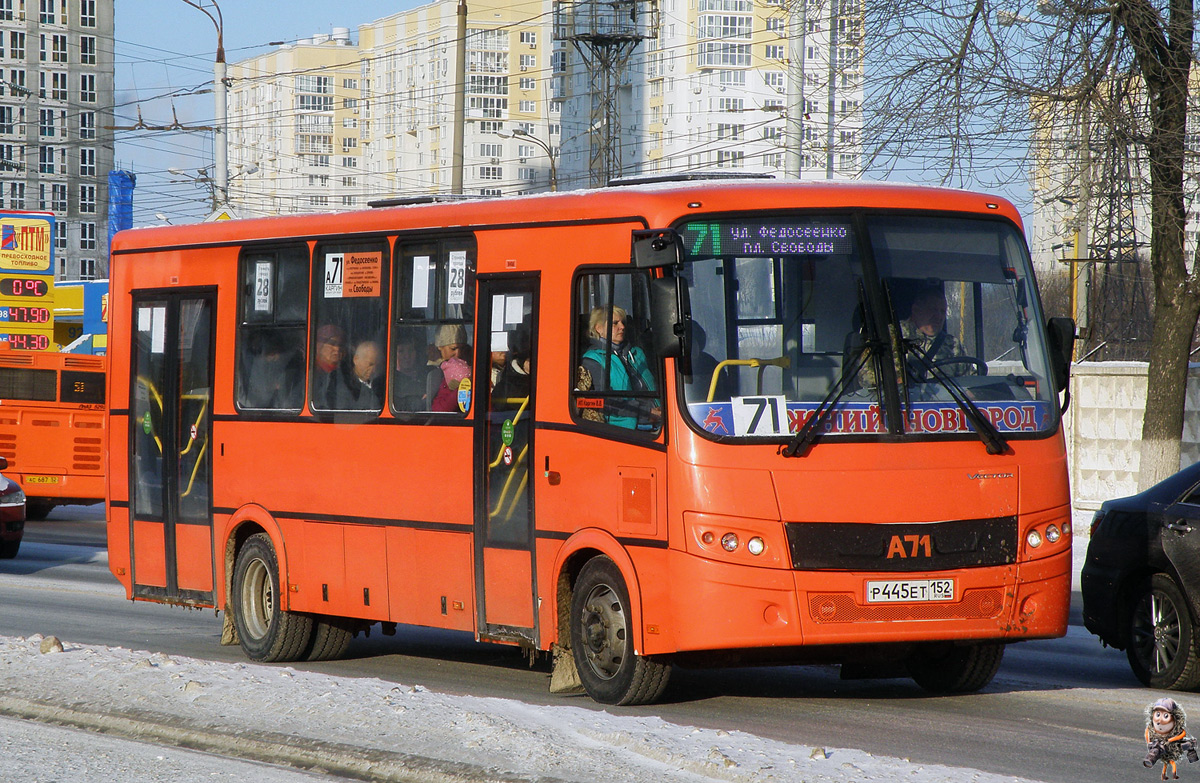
[392,237,476,415]
[310,240,390,416]
[572,271,661,434]
[236,245,308,414]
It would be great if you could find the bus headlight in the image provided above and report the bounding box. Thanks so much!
[1026,529,1043,548]
[747,536,765,556]
[720,533,739,552]
[1045,524,1061,544]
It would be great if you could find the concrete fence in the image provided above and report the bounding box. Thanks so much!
[1066,361,1200,510]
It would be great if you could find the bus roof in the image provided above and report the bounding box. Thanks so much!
[111,180,1023,254]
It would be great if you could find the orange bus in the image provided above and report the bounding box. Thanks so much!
[0,344,105,519]
[105,179,1075,705]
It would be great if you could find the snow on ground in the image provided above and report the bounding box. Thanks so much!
[0,633,1047,783]
[0,509,1097,782]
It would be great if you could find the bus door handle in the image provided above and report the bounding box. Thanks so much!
[545,456,560,485]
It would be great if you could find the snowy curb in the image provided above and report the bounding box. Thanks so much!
[0,694,562,783]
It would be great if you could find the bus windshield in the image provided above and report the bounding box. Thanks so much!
[678,212,1058,441]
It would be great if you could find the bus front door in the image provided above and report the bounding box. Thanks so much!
[474,278,539,642]
[129,292,216,605]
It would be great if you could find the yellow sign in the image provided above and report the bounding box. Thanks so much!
[24,476,61,484]
[0,215,53,273]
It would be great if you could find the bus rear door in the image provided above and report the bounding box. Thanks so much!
[128,291,216,604]
[474,277,538,642]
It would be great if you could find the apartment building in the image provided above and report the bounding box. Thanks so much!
[226,29,363,217]
[226,0,861,205]
[558,0,863,187]
[0,0,113,280]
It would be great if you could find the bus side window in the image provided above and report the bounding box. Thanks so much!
[571,271,661,435]
[393,237,476,415]
[310,240,390,415]
[235,245,308,413]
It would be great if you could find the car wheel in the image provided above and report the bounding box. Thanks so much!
[908,642,1004,693]
[1127,574,1200,690]
[569,557,671,705]
[0,539,18,559]
[231,533,313,662]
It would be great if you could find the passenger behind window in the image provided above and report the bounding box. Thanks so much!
[244,331,303,410]
[432,356,471,412]
[335,339,383,411]
[578,305,659,429]
[311,324,346,410]
[393,332,429,411]
[492,327,532,403]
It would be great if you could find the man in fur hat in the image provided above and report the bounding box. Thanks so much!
[1146,697,1199,780]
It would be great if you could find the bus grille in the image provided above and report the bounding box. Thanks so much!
[807,588,1005,623]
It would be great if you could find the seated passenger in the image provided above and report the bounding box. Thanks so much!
[244,333,303,409]
[335,339,382,410]
[393,333,429,411]
[578,305,658,429]
[311,324,346,410]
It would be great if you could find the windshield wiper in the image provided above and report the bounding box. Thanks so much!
[780,335,878,458]
[903,345,1009,456]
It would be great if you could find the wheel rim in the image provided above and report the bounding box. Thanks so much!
[579,582,627,681]
[240,556,273,641]
[1132,589,1183,675]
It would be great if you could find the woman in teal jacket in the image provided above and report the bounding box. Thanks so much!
[580,305,659,430]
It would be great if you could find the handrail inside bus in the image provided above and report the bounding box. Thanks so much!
[487,395,530,470]
[707,357,791,403]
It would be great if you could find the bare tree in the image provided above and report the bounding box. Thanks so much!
[866,0,1199,487]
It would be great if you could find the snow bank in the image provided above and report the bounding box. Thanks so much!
[0,633,1046,783]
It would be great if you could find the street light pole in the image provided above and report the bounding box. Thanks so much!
[181,1,229,211]
[505,129,557,191]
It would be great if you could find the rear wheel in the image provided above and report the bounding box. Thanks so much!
[1127,574,1200,690]
[231,533,312,662]
[0,539,18,559]
[908,642,1004,693]
[569,557,670,705]
[305,616,355,661]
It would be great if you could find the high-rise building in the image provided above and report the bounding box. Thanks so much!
[0,0,114,280]
[225,0,862,207]
[227,29,362,217]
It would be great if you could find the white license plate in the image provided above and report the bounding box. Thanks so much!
[865,579,955,603]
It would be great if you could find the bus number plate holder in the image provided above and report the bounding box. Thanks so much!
[865,578,954,603]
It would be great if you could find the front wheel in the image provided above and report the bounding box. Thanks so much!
[1126,574,1200,690]
[231,533,313,662]
[908,642,1004,693]
[569,557,670,705]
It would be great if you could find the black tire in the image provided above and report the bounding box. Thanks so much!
[231,533,313,662]
[305,615,354,661]
[25,501,53,521]
[0,539,18,559]
[1126,574,1200,690]
[569,556,670,705]
[908,642,1004,693]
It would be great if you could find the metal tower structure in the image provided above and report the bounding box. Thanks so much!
[562,0,657,185]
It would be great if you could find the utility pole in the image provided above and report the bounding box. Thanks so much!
[452,0,467,194]
[784,0,806,178]
[181,1,230,215]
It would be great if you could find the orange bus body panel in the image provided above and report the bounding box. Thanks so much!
[104,181,1071,671]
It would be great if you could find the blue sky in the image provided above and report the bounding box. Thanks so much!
[114,1,411,223]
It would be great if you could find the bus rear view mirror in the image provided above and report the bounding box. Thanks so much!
[632,229,682,268]
[650,276,691,361]
[1046,316,1075,393]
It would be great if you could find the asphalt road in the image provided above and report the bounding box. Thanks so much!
[1,506,1155,783]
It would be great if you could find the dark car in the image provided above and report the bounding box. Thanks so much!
[1082,461,1200,689]
[0,455,25,558]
